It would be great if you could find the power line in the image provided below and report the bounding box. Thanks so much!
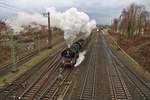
[0,2,19,10]
[0,5,19,13]
[0,2,31,12]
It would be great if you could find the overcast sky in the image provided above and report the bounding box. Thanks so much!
[0,0,150,24]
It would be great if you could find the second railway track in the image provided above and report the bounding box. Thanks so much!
[18,54,62,100]
[101,32,150,100]
[72,33,98,100]
[0,47,47,76]
[0,46,65,100]
[38,67,73,100]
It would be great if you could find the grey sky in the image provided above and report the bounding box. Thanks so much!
[0,0,149,24]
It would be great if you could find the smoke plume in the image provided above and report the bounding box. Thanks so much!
[74,51,86,67]
[6,7,96,45]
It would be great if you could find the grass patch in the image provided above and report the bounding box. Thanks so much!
[106,34,150,82]
[0,49,52,86]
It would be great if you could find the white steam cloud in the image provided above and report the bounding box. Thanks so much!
[6,12,47,32]
[6,7,96,45]
[74,51,86,67]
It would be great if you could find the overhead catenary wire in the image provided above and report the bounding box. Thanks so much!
[0,2,22,11]
[0,1,33,13]
[0,1,47,19]
[0,5,19,14]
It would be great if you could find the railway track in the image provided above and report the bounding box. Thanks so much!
[18,54,62,100]
[0,31,148,100]
[69,32,111,100]
[100,31,150,100]
[0,46,65,99]
[112,52,150,100]
[106,57,132,100]
[76,35,97,100]
[103,36,132,99]
[0,47,47,76]
[38,68,72,100]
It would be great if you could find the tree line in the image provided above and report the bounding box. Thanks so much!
[111,3,150,39]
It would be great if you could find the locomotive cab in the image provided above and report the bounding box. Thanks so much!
[61,48,76,67]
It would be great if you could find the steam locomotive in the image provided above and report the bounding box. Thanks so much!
[61,39,86,67]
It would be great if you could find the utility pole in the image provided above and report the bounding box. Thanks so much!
[48,12,51,48]
[43,12,52,48]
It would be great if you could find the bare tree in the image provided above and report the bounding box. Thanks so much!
[113,3,150,39]
[111,18,119,32]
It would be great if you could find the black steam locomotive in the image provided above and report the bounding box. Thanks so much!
[61,39,86,67]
